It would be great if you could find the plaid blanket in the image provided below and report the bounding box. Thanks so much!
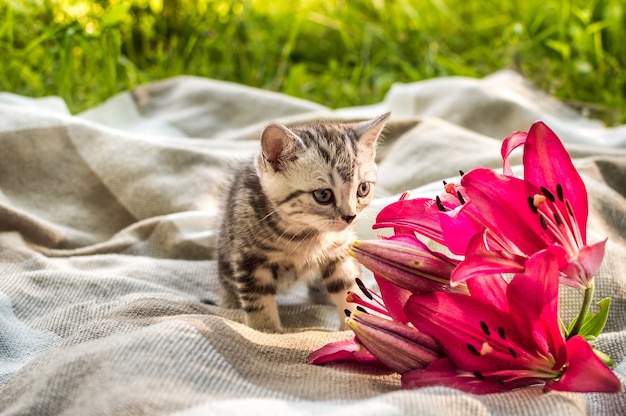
[1,71,624,415]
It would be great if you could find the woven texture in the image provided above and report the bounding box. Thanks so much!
[0,71,624,415]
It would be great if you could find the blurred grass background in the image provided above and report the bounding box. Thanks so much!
[1,0,624,125]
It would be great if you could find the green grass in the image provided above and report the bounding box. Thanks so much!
[1,0,624,125]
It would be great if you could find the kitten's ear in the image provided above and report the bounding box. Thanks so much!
[260,123,305,172]
[355,112,391,148]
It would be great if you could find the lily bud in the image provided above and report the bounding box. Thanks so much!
[348,310,442,374]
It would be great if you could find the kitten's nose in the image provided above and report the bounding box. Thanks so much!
[342,215,356,224]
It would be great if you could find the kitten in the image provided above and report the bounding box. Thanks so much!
[217,113,390,333]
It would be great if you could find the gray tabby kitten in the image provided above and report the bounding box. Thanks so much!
[217,113,390,333]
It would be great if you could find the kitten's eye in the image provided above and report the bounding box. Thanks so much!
[312,189,334,205]
[357,182,371,198]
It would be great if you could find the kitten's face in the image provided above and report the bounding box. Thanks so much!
[256,114,389,232]
[270,148,377,232]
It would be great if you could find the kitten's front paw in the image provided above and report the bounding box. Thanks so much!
[338,317,350,331]
[255,324,285,334]
[245,312,284,334]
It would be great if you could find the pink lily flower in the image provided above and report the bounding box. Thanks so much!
[376,122,606,289]
[459,121,606,288]
[402,251,622,393]
[308,122,618,394]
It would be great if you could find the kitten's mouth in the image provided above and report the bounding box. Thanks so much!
[327,219,355,232]
[298,217,356,232]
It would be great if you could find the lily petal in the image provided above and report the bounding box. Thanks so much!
[545,336,622,393]
[374,198,446,245]
[506,251,565,364]
[465,273,510,312]
[374,273,412,323]
[452,250,526,286]
[548,239,607,288]
[405,291,534,374]
[306,337,381,366]
[501,131,528,176]
[438,201,488,255]
[453,231,515,310]
[402,358,540,394]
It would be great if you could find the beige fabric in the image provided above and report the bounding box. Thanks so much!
[0,71,624,415]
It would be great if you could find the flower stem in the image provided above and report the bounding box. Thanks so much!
[568,283,594,339]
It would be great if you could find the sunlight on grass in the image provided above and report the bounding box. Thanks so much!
[1,0,624,125]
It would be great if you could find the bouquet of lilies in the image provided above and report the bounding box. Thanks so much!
[308,121,622,394]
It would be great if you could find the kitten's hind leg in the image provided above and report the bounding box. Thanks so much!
[217,260,242,309]
[219,283,241,309]
[307,279,333,305]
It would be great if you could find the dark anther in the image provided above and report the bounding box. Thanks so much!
[459,170,465,176]
[442,180,448,185]
[435,196,446,212]
[457,191,466,204]
[355,278,373,300]
[356,306,368,314]
[527,196,538,214]
[495,376,506,386]
[540,186,556,202]
[553,212,563,226]
[498,327,506,340]
[344,309,352,317]
[539,215,548,230]
[467,344,480,356]
[480,321,490,336]
[473,371,485,380]
[566,200,575,217]
[509,347,517,359]
[556,184,564,201]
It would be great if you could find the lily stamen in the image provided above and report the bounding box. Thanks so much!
[462,208,524,257]
[565,199,585,249]
[346,291,389,317]
[531,191,582,258]
[356,276,394,311]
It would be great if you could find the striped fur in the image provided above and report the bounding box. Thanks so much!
[217,113,390,332]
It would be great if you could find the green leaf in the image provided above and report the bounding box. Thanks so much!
[544,39,571,60]
[567,297,611,341]
[593,348,615,369]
